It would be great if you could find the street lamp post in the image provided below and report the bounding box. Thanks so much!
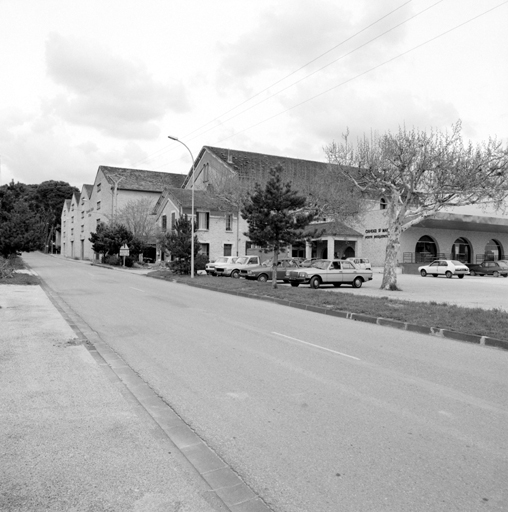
[168,136,196,278]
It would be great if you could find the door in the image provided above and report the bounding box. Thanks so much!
[340,261,357,283]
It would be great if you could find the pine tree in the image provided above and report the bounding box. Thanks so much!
[158,215,200,274]
[241,165,314,288]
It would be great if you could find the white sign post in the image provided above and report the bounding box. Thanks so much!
[119,244,130,267]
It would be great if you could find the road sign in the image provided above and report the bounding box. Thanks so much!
[119,244,130,257]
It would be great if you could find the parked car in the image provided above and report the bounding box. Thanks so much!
[205,256,237,275]
[467,260,508,277]
[285,259,373,288]
[346,257,372,270]
[214,255,262,278]
[418,260,470,279]
[240,258,301,282]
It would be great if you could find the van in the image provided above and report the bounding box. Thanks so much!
[346,257,372,270]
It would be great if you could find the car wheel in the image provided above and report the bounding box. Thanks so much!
[493,271,500,277]
[458,274,464,279]
[310,276,321,289]
[445,271,452,279]
[352,277,363,288]
[257,274,268,282]
[290,282,299,287]
[420,270,427,277]
[470,270,476,276]
[332,283,341,287]
[231,270,240,279]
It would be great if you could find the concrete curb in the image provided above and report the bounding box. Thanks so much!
[163,277,508,352]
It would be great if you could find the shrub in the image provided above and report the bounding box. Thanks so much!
[105,255,120,266]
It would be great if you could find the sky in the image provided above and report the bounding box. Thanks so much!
[1,0,507,189]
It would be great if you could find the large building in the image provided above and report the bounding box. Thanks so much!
[61,147,508,268]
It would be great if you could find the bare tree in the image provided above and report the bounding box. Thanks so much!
[325,121,508,290]
[206,159,364,222]
[112,197,157,240]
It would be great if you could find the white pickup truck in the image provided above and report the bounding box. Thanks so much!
[214,255,261,278]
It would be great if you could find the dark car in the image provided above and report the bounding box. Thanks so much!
[240,258,301,282]
[467,261,508,277]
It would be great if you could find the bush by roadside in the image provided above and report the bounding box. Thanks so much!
[147,271,508,341]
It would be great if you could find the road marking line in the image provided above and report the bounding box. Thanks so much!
[272,332,360,360]
[130,287,145,292]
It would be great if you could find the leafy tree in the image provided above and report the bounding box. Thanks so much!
[0,202,43,258]
[325,121,508,290]
[0,179,78,256]
[157,215,200,274]
[34,181,79,252]
[241,165,314,288]
[89,222,143,262]
[0,182,42,257]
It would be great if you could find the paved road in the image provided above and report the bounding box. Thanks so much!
[24,253,508,512]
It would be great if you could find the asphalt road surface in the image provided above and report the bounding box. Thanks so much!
[24,253,508,512]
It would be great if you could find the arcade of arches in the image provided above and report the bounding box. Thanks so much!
[414,236,505,263]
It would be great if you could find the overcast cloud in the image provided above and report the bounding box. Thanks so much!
[0,0,506,187]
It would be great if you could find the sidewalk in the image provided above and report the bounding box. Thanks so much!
[0,285,226,512]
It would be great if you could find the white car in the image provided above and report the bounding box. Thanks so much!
[205,256,237,275]
[418,259,470,279]
[346,257,372,270]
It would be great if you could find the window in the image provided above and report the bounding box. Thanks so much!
[380,197,387,210]
[415,236,437,263]
[485,239,503,261]
[171,212,176,230]
[97,183,101,193]
[451,237,471,263]
[203,163,209,182]
[71,216,74,224]
[97,201,101,210]
[225,213,233,231]
[71,228,74,236]
[197,212,209,230]
[162,215,167,231]
[224,244,232,256]
[200,243,210,257]
[81,211,84,219]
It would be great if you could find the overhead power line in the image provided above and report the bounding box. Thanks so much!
[137,0,416,166]
[211,1,508,146]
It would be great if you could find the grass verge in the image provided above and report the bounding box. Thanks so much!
[148,271,508,341]
[0,256,40,285]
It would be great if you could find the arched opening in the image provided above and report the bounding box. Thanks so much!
[451,237,472,263]
[484,239,503,261]
[415,235,437,263]
[344,246,355,258]
[380,197,387,210]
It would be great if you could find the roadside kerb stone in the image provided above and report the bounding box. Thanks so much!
[164,277,508,352]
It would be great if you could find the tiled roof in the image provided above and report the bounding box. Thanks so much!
[303,221,362,238]
[82,184,93,198]
[204,146,331,177]
[167,188,230,210]
[99,166,185,192]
